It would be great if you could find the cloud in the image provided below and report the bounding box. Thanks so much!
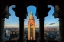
[49,23,55,25]
[44,24,47,25]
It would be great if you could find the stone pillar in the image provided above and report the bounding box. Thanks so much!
[18,18,24,42]
[59,18,64,42]
[39,19,44,42]
[0,18,5,42]
[13,4,27,42]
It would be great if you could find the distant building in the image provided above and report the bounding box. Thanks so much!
[6,29,10,40]
[6,29,10,37]
[44,28,59,31]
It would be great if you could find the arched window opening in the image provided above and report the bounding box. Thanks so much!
[44,5,59,42]
[4,5,19,41]
[24,5,39,41]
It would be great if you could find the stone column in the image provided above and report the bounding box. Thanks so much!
[39,19,44,42]
[0,18,5,42]
[18,18,24,42]
[59,18,64,42]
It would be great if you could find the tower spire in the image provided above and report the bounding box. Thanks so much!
[29,12,34,19]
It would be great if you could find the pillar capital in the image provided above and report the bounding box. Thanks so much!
[1,5,11,19]
[36,3,48,19]
[53,9,63,18]
[53,5,63,19]
[12,5,27,19]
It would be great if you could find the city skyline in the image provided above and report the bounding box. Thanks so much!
[4,5,59,28]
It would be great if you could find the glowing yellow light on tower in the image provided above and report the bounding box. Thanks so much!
[28,12,35,40]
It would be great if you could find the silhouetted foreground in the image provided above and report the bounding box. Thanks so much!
[5,40,37,42]
[26,40,37,42]
[44,40,59,42]
[5,40,59,42]
[5,40,16,42]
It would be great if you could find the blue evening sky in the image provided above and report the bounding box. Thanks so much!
[4,5,59,28]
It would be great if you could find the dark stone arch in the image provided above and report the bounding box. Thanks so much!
[25,0,38,19]
[26,5,37,20]
[26,5,37,14]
